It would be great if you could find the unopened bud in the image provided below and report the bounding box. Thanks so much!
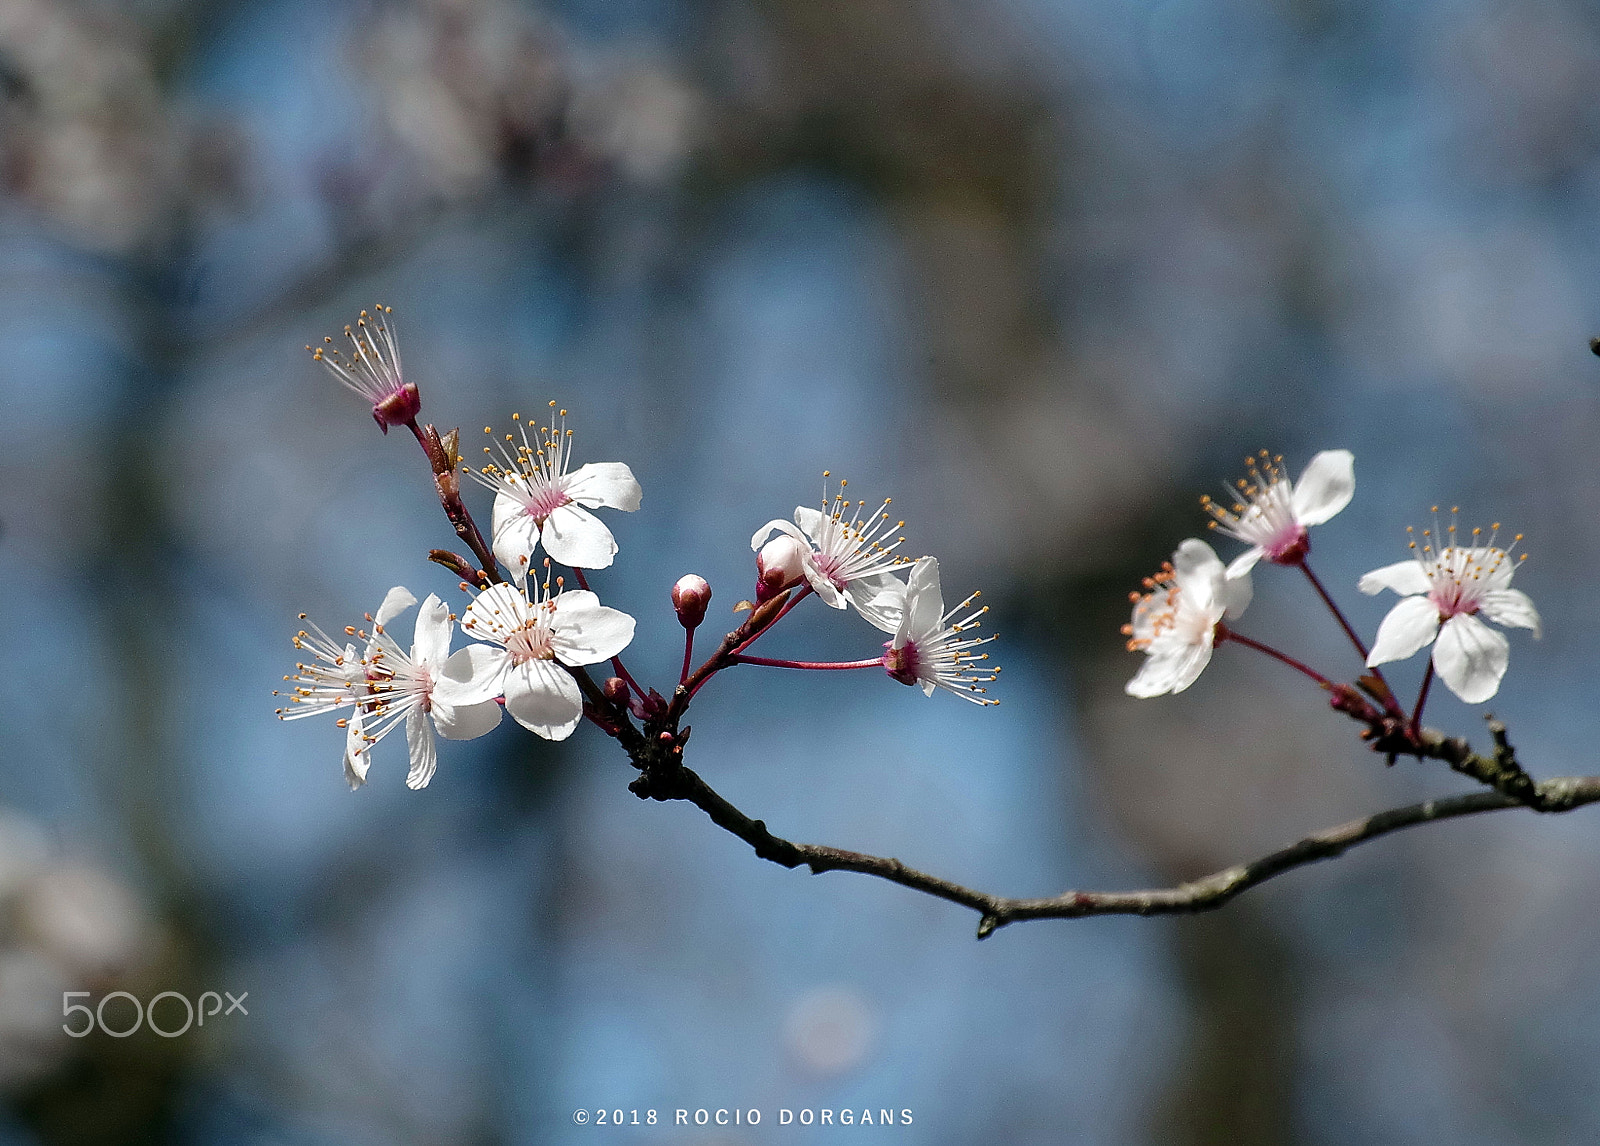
[671,575,712,628]
[756,536,806,603]
[602,677,630,705]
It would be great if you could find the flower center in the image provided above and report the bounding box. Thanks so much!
[504,622,555,664]
[523,481,572,525]
[814,552,848,590]
[1122,563,1183,650]
[1201,451,1307,563]
[883,639,921,685]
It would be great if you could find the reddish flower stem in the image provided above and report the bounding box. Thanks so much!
[1293,557,1403,716]
[1216,625,1332,688]
[730,584,813,656]
[681,629,695,685]
[1411,662,1435,735]
[571,567,646,699]
[404,419,502,584]
[732,654,884,671]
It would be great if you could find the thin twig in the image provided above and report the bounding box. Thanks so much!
[619,705,1600,940]
[630,760,1600,939]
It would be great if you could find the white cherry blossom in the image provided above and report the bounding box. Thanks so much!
[753,477,910,633]
[1123,538,1253,698]
[1360,517,1540,704]
[468,404,641,580]
[276,587,503,790]
[1203,449,1355,578]
[307,305,421,432]
[459,575,636,740]
[882,557,998,704]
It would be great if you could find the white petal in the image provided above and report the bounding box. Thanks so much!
[411,594,452,668]
[548,590,636,665]
[1220,567,1253,620]
[1225,547,1264,580]
[1479,589,1541,636]
[491,493,541,585]
[792,505,825,542]
[503,660,584,740]
[343,710,370,790]
[405,706,438,789]
[373,586,417,629]
[1477,548,1517,592]
[540,504,618,569]
[1290,450,1355,526]
[750,517,808,552]
[1366,596,1441,667]
[846,574,907,634]
[1126,634,1215,698]
[432,697,502,741]
[563,461,642,512]
[463,583,530,640]
[897,557,944,644]
[1172,539,1224,610]
[434,645,509,705]
[1432,613,1510,704]
[1358,559,1431,597]
[801,559,848,609]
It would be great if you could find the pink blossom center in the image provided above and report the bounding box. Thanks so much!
[813,553,848,590]
[1261,522,1309,563]
[884,639,921,685]
[522,483,572,524]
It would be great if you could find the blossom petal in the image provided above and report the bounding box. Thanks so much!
[434,644,509,706]
[503,660,583,740]
[897,557,944,644]
[432,696,502,741]
[1366,596,1440,667]
[491,493,541,585]
[1358,560,1431,597]
[463,583,530,639]
[1432,613,1510,704]
[1126,633,1214,698]
[564,461,642,512]
[1478,548,1517,592]
[1479,589,1541,636]
[1290,450,1355,526]
[750,518,808,552]
[1172,539,1224,611]
[548,590,636,665]
[792,505,825,540]
[541,504,618,569]
[374,586,417,629]
[846,573,907,634]
[344,710,370,790]
[405,706,438,790]
[412,594,453,669]
[1220,567,1253,620]
[1225,547,1264,580]
[800,559,848,609]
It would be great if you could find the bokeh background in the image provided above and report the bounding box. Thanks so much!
[3,0,1600,1141]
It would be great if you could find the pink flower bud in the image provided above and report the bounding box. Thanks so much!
[671,574,712,629]
[756,536,806,602]
[602,677,630,705]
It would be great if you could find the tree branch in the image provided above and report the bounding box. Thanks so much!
[626,752,1600,940]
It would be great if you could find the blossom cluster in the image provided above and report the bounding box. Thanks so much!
[1124,450,1540,716]
[277,310,1000,789]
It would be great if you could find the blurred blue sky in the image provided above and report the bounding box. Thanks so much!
[4,0,1600,1141]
